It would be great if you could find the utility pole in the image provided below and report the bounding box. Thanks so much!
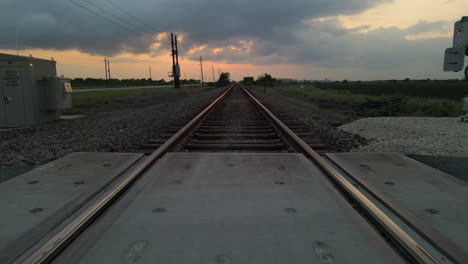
[212,64,215,83]
[104,58,108,80]
[15,28,19,56]
[107,59,111,79]
[149,66,152,79]
[170,33,181,88]
[199,56,204,86]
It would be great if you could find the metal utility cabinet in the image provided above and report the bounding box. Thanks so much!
[0,53,72,127]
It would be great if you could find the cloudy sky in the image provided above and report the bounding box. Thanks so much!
[0,0,467,80]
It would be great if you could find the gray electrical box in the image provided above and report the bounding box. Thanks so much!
[45,77,73,110]
[0,53,72,127]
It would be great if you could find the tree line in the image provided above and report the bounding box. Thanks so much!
[241,73,277,87]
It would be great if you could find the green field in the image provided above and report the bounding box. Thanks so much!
[64,85,216,114]
[314,80,468,100]
[71,85,165,89]
[257,83,464,121]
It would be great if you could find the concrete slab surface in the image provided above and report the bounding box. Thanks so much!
[0,152,144,263]
[326,152,468,253]
[55,152,403,264]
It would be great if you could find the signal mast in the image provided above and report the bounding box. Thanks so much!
[170,33,181,88]
[444,16,468,79]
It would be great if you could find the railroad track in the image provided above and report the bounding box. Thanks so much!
[14,84,466,264]
[139,84,329,154]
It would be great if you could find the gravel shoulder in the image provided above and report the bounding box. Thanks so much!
[339,117,468,157]
[250,89,367,152]
[251,89,467,180]
[0,88,223,181]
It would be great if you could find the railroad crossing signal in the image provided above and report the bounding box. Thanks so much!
[444,16,468,79]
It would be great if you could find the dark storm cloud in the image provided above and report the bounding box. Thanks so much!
[0,0,453,72]
[282,20,453,69]
[110,57,159,64]
[0,0,389,56]
[0,0,157,56]
[189,19,453,72]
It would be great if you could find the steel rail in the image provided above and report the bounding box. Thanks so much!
[325,155,468,264]
[18,85,234,264]
[239,84,441,264]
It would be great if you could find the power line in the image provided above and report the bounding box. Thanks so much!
[80,0,142,34]
[199,56,204,86]
[102,0,139,28]
[69,0,135,34]
[105,0,155,32]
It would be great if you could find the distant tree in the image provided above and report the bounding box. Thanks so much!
[255,73,275,87]
[216,72,230,87]
[242,77,255,86]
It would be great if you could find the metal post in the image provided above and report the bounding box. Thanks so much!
[174,35,180,87]
[107,59,111,79]
[171,33,181,88]
[175,35,179,66]
[200,56,204,86]
[104,58,108,80]
[170,33,176,67]
[15,28,19,56]
[149,66,152,79]
[212,64,215,83]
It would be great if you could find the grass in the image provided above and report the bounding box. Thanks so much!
[314,80,468,100]
[257,84,462,120]
[399,97,460,116]
[64,85,216,114]
[72,84,164,89]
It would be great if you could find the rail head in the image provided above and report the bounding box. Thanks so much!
[239,84,446,264]
[16,85,235,264]
[14,84,462,264]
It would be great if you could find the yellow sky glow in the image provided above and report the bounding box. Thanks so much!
[338,0,467,30]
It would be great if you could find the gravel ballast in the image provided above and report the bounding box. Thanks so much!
[340,117,468,157]
[0,88,223,176]
[250,89,367,152]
